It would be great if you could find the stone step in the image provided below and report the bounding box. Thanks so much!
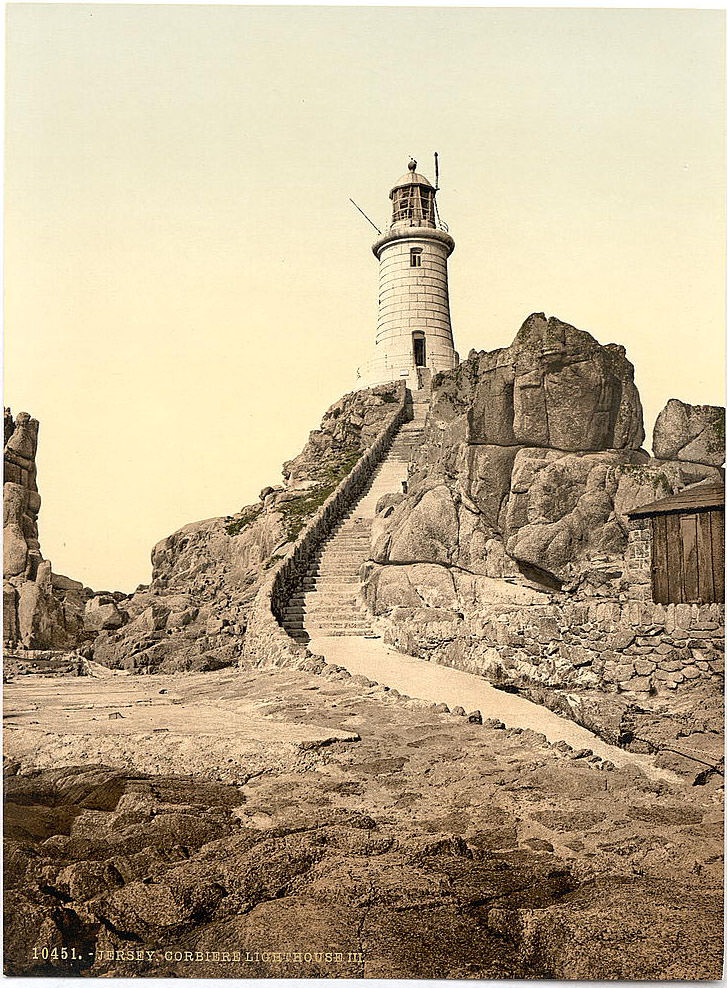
[302,581,361,588]
[285,605,367,617]
[317,545,369,551]
[289,591,359,601]
[314,556,369,565]
[324,531,371,537]
[309,565,364,572]
[296,592,361,600]
[305,629,376,638]
[285,622,372,633]
[307,566,362,574]
[329,531,371,539]
[310,553,366,560]
[301,579,359,588]
[316,550,370,558]
[325,533,368,538]
[307,577,362,584]
[304,614,371,624]
[315,563,367,570]
[318,543,370,550]
[308,562,364,570]
[303,573,361,581]
[304,627,373,635]
[312,566,367,574]
[321,533,371,539]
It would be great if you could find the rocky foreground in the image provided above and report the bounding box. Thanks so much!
[4,664,723,980]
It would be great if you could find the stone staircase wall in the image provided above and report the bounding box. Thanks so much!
[280,410,427,643]
[241,383,410,669]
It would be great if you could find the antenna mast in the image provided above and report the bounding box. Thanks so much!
[349,198,382,235]
[434,151,440,190]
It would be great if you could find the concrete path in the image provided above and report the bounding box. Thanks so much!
[310,634,677,780]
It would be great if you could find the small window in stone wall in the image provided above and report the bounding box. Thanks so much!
[410,248,422,267]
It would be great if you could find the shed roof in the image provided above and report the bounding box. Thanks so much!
[627,479,725,518]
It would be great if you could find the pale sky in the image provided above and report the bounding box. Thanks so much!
[5,5,725,592]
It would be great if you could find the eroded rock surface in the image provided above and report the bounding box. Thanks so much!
[3,410,94,650]
[435,312,645,452]
[653,398,725,467]
[3,666,723,979]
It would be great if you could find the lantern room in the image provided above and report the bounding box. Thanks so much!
[390,160,437,230]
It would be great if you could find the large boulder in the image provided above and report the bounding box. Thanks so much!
[4,582,19,641]
[504,450,719,584]
[382,486,459,566]
[4,410,39,467]
[3,411,42,581]
[430,313,645,453]
[16,579,69,649]
[84,597,125,632]
[652,399,725,467]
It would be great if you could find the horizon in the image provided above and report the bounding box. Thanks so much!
[5,5,725,592]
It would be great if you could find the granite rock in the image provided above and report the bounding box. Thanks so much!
[653,399,725,467]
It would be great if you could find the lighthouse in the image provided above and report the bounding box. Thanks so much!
[358,158,458,390]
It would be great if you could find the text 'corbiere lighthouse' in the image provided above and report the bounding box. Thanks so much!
[358,158,459,390]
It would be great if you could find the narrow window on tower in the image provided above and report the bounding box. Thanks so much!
[410,248,423,267]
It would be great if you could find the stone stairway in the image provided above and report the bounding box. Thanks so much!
[282,393,429,644]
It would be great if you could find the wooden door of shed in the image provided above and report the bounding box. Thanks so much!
[651,509,725,604]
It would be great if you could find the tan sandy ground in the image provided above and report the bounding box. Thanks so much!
[4,671,359,779]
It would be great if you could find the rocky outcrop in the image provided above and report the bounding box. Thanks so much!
[3,410,94,650]
[370,316,722,591]
[504,451,718,585]
[653,399,725,467]
[284,385,403,485]
[360,317,725,762]
[4,410,41,581]
[434,312,645,452]
[89,384,404,673]
[83,595,125,632]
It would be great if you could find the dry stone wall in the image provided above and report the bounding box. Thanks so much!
[371,593,723,696]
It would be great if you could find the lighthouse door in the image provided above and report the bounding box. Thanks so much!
[413,333,426,367]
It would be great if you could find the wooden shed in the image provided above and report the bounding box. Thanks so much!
[628,481,725,605]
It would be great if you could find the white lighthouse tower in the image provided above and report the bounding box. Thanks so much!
[358,158,458,390]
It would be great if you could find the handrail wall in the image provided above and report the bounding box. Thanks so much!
[241,383,409,668]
